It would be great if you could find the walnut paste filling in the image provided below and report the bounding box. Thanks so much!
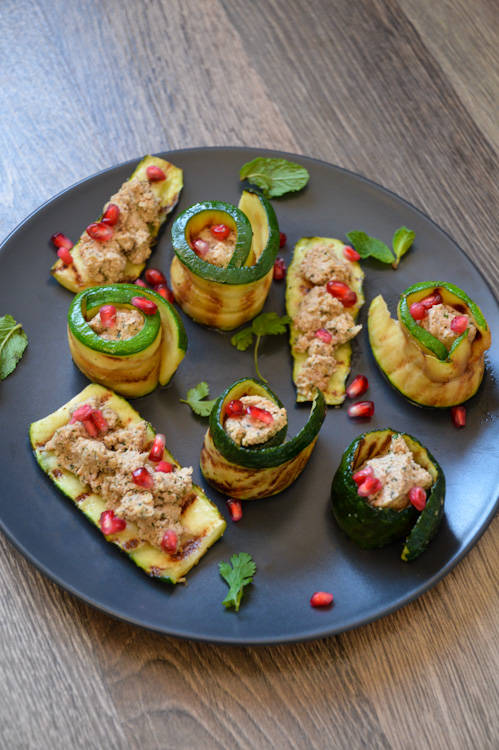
[419,303,477,349]
[193,226,237,268]
[44,396,193,549]
[224,396,287,447]
[88,307,144,341]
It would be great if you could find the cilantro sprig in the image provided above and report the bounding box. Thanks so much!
[0,315,28,381]
[239,157,310,199]
[231,312,291,383]
[219,553,256,612]
[346,226,415,268]
[180,381,217,417]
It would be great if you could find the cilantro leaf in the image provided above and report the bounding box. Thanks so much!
[239,157,310,199]
[392,226,415,268]
[219,553,256,612]
[346,231,395,264]
[230,312,291,382]
[0,315,28,381]
[180,381,217,417]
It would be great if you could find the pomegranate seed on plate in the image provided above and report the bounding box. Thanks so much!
[210,224,231,240]
[347,400,374,418]
[246,405,273,424]
[343,245,360,262]
[91,409,109,433]
[156,461,173,473]
[226,499,243,522]
[409,486,427,511]
[134,278,148,287]
[273,257,286,280]
[87,222,114,242]
[279,232,287,247]
[352,465,374,486]
[310,591,334,607]
[82,417,99,437]
[100,510,126,535]
[71,404,95,422]
[51,232,73,250]
[451,405,466,428]
[146,165,166,181]
[346,374,369,399]
[357,476,382,497]
[99,304,116,328]
[102,203,120,226]
[153,284,175,303]
[131,296,157,315]
[409,302,427,321]
[450,315,469,334]
[145,268,167,286]
[225,399,244,417]
[161,529,178,553]
[57,247,73,265]
[132,467,154,489]
[148,434,166,462]
[315,328,332,344]
[192,238,210,256]
[421,292,443,309]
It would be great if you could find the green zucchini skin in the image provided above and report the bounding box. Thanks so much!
[331,429,445,560]
[200,378,326,500]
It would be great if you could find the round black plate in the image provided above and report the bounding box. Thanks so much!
[1,147,498,645]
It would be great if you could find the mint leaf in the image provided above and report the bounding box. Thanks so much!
[180,381,217,417]
[231,312,290,382]
[239,157,310,198]
[219,553,256,611]
[346,231,395,264]
[0,315,28,380]
[392,226,415,268]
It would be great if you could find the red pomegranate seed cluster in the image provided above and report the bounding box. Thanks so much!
[210,224,231,240]
[346,374,369,399]
[134,268,175,303]
[326,279,357,307]
[451,405,466,428]
[71,404,109,436]
[51,232,73,250]
[279,232,287,247]
[347,401,374,418]
[102,203,120,226]
[410,291,443,321]
[131,296,158,315]
[273,257,286,280]
[100,510,126,535]
[409,486,427,511]
[310,591,334,607]
[352,465,374,486]
[226,499,243,522]
[146,165,166,181]
[343,245,360,262]
[357,476,382,497]
[87,222,114,242]
[148,433,166,462]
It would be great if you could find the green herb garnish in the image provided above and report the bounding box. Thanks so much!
[239,157,310,199]
[219,553,256,612]
[180,381,217,417]
[231,312,291,382]
[0,315,28,381]
[346,226,415,268]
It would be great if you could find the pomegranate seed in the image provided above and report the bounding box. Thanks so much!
[82,417,99,437]
[352,465,374,486]
[131,296,157,315]
[226,499,243,522]
[87,222,114,242]
[99,304,116,328]
[279,232,287,247]
[273,257,286,280]
[71,404,95,422]
[342,290,358,307]
[346,374,369,399]
[210,224,231,241]
[347,401,374,418]
[146,165,166,181]
[51,232,73,250]
[145,268,167,286]
[192,238,210,256]
[148,433,166,462]
[100,510,126,535]
[409,486,427,511]
[451,405,466,428]
[246,405,273,424]
[161,530,178,553]
[132,467,154,489]
[310,591,334,607]
[57,247,73,265]
[225,399,244,417]
[153,284,175,303]
[91,409,109,433]
[450,315,469,334]
[156,461,173,473]
[357,476,382,497]
[326,280,357,306]
[102,203,120,226]
[315,328,332,344]
[421,292,443,309]
[409,302,427,321]
[343,245,360,262]
[134,278,148,287]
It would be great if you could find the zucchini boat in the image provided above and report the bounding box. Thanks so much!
[200,378,326,500]
[170,190,280,330]
[368,281,491,407]
[52,155,183,293]
[331,428,445,561]
[30,384,226,583]
[68,284,187,398]
[285,237,365,404]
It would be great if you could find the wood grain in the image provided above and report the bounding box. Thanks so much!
[0,0,497,748]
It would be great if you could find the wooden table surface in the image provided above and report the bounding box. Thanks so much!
[1,1,498,748]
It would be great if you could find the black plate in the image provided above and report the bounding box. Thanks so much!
[1,147,498,645]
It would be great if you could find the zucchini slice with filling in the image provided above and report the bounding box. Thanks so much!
[68,285,187,398]
[368,281,491,407]
[51,155,183,293]
[200,378,326,500]
[170,190,280,330]
[30,384,226,583]
[331,428,445,561]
